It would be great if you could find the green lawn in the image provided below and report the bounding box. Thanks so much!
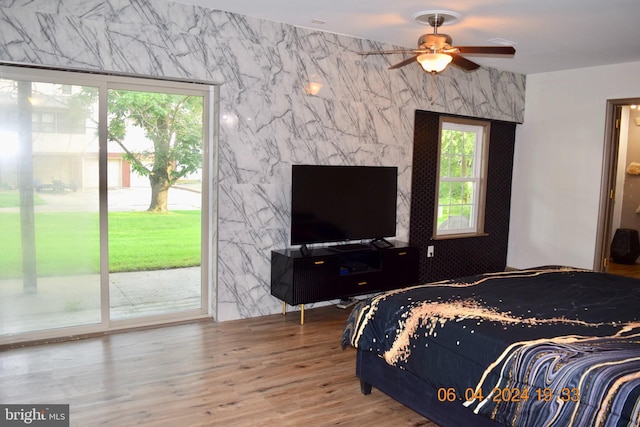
[109,211,201,272]
[0,210,200,279]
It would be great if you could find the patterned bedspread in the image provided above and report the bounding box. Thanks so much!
[341,266,640,426]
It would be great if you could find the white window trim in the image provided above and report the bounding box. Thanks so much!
[434,117,490,239]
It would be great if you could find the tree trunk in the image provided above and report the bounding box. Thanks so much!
[148,175,170,213]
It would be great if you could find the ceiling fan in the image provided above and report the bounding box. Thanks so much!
[359,10,516,73]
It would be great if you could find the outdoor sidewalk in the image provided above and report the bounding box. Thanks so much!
[0,267,202,335]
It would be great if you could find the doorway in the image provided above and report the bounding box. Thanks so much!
[596,99,640,278]
[0,66,217,345]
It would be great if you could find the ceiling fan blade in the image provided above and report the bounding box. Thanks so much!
[455,46,516,56]
[389,55,419,70]
[450,54,481,71]
[358,49,422,56]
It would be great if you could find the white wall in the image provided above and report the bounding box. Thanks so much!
[508,61,640,269]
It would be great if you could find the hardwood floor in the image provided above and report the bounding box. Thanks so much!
[607,260,640,280]
[0,306,436,426]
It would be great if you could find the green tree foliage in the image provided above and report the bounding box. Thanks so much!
[438,129,476,223]
[107,90,203,213]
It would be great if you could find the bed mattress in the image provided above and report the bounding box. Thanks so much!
[341,266,640,426]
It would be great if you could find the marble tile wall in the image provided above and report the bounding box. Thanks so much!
[0,0,526,321]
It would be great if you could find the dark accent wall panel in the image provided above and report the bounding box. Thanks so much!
[409,110,516,283]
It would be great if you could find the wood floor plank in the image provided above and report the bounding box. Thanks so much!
[607,260,640,279]
[0,306,437,426]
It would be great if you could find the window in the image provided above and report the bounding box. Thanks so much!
[434,117,489,238]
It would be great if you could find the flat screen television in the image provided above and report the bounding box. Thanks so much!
[291,165,397,247]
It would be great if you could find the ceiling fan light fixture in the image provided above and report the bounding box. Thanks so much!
[359,9,514,74]
[417,53,452,73]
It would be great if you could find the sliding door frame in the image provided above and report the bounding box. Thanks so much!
[0,65,218,345]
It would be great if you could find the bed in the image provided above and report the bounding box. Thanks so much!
[341,266,640,426]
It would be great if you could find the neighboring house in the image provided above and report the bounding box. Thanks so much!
[1,0,640,324]
[0,82,162,191]
[0,83,95,191]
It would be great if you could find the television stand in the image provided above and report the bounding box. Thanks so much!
[271,241,419,324]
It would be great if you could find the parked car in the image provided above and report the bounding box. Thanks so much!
[34,179,77,193]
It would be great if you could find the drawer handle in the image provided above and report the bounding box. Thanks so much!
[398,251,407,256]
[314,260,325,265]
[358,281,367,286]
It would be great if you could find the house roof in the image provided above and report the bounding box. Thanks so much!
[167,0,640,75]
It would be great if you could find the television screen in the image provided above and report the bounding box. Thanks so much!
[291,165,397,246]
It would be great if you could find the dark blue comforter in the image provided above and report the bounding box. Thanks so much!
[341,266,640,426]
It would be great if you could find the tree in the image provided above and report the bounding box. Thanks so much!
[107,90,203,213]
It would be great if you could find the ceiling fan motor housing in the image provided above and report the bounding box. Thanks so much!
[418,33,452,51]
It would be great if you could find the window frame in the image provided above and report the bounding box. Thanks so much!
[433,116,490,239]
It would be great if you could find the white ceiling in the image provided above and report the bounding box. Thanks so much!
[165,0,640,75]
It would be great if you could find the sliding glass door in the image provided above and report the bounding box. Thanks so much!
[107,87,205,321]
[0,67,214,344]
[0,77,101,335]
